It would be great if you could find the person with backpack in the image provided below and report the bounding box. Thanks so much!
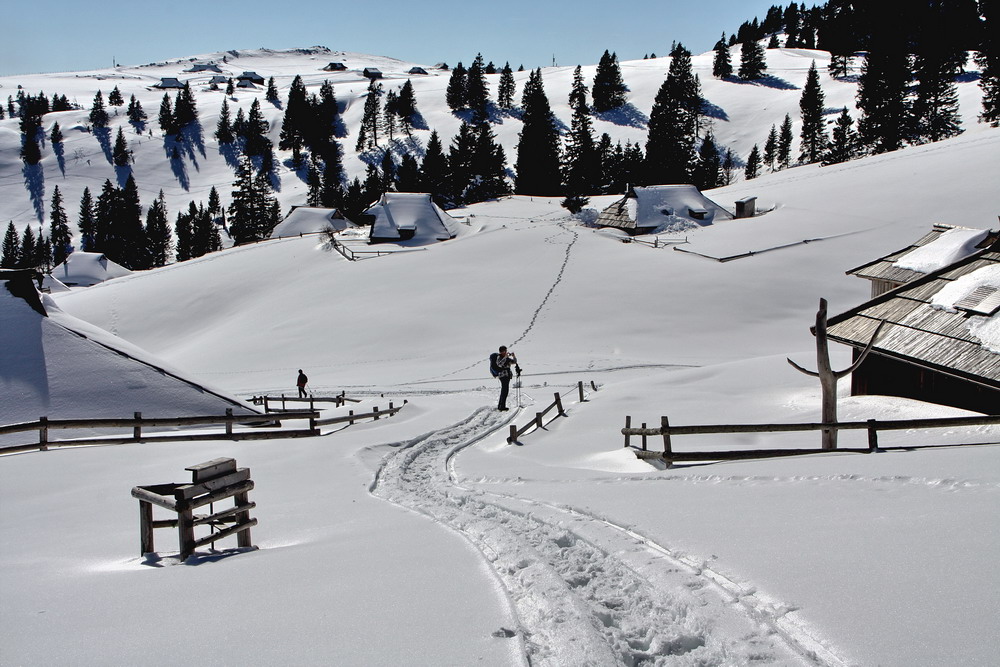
[489,346,521,411]
[296,369,308,398]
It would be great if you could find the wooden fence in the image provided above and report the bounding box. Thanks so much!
[250,392,362,411]
[621,414,1000,464]
[507,381,597,444]
[330,238,425,261]
[0,409,318,454]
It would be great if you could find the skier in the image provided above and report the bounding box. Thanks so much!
[296,369,308,398]
[489,346,521,411]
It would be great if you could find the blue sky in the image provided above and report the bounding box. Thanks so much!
[3,0,782,76]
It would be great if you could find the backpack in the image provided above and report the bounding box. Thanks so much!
[489,352,501,378]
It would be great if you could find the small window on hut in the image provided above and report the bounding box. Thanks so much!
[955,286,1000,316]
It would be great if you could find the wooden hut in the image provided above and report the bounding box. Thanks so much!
[155,77,185,89]
[363,68,383,80]
[408,67,429,75]
[594,185,733,235]
[323,62,348,71]
[826,232,1000,414]
[236,71,265,84]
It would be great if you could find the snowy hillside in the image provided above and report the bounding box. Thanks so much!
[2,43,1000,667]
[0,44,992,236]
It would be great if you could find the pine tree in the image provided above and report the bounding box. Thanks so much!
[320,142,345,208]
[799,61,828,163]
[225,78,235,97]
[207,186,222,220]
[466,53,490,121]
[447,122,477,205]
[857,45,912,154]
[644,44,701,184]
[778,113,793,169]
[911,5,964,144]
[192,202,221,256]
[108,86,124,107]
[713,33,734,78]
[515,69,562,195]
[126,95,147,125]
[396,80,418,136]
[745,144,762,180]
[592,50,628,112]
[2,222,20,268]
[763,124,778,171]
[78,187,96,251]
[355,79,383,152]
[20,132,41,164]
[49,186,72,265]
[306,156,324,206]
[145,190,171,267]
[978,0,1000,126]
[421,131,450,205]
[468,123,510,203]
[228,155,280,243]
[395,152,422,192]
[694,132,722,190]
[35,231,52,272]
[315,79,340,145]
[113,126,131,166]
[446,62,468,111]
[19,226,36,269]
[174,211,193,262]
[563,66,599,208]
[383,90,399,142]
[279,75,309,151]
[244,98,272,157]
[823,108,859,165]
[216,98,235,144]
[158,93,175,135]
[117,175,148,270]
[498,63,515,109]
[89,90,109,128]
[173,82,198,129]
[738,39,768,80]
[266,77,280,104]
[341,177,369,223]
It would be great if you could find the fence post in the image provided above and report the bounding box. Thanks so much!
[591,381,598,392]
[554,393,565,417]
[868,419,879,452]
[264,396,270,412]
[535,412,543,430]
[374,406,380,420]
[389,401,394,412]
[226,408,233,437]
[39,416,48,451]
[578,381,585,403]
[509,425,517,444]
[641,423,647,451]
[310,395,315,413]
[349,410,355,425]
[139,500,154,555]
[281,394,286,410]
[134,412,142,442]
[624,416,631,448]
[661,416,672,457]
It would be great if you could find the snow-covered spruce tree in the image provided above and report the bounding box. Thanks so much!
[266,77,279,104]
[446,62,468,111]
[514,69,562,195]
[447,122,477,205]
[108,86,124,107]
[306,156,324,207]
[192,202,222,256]
[592,50,628,112]
[383,90,399,143]
[93,180,118,255]
[112,127,131,166]
[18,226,36,269]
[823,108,859,165]
[89,90,109,128]
[174,211,193,262]
[644,44,701,185]
[979,0,1000,126]
[468,123,510,203]
[798,61,828,164]
[738,38,767,80]
[379,150,396,194]
[1,222,20,268]
[35,231,52,273]
[49,186,72,265]
[395,80,418,136]
[119,176,149,270]
[763,124,778,171]
[355,79,383,152]
[228,155,280,244]
[466,53,490,122]
[856,44,912,154]
[243,98,272,157]
[145,190,171,267]
[910,3,966,144]
[320,142,345,208]
[421,130,450,205]
[745,144,762,180]
[713,33,733,78]
[498,63,515,110]
[562,65,598,211]
[279,75,309,152]
[778,113,793,169]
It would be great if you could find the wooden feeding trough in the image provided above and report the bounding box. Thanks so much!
[131,457,257,559]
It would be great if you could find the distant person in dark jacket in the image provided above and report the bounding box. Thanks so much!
[296,369,308,398]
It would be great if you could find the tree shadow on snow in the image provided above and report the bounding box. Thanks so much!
[22,163,45,221]
[53,141,66,176]
[594,103,649,129]
[93,127,113,164]
[179,121,207,159]
[218,143,241,171]
[409,110,429,131]
[701,100,729,122]
[114,165,133,188]
[729,74,798,91]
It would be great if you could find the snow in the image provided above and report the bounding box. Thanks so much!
[2,45,1000,666]
[51,251,132,286]
[931,264,1000,353]
[270,206,353,238]
[892,226,990,272]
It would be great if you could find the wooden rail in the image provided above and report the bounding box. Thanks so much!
[507,381,597,444]
[251,392,362,411]
[0,409,319,454]
[314,401,406,426]
[621,414,1000,464]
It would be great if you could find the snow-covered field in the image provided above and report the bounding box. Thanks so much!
[2,45,1000,666]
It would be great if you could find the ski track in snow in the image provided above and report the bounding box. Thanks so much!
[370,406,845,666]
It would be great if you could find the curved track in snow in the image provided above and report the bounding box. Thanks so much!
[370,407,845,666]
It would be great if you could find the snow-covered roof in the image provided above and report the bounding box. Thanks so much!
[155,77,184,88]
[52,251,132,287]
[0,280,260,433]
[366,193,458,245]
[270,206,353,238]
[595,185,733,234]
